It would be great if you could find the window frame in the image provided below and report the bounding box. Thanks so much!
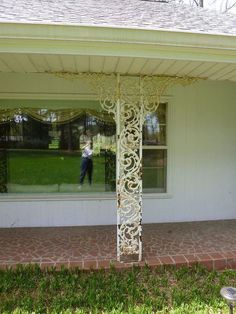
[142,101,172,199]
[0,98,173,201]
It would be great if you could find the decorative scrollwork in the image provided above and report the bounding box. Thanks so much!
[116,98,143,261]
[121,151,140,174]
[118,222,141,256]
[51,71,197,261]
[51,72,197,117]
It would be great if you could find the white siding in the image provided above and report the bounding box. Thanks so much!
[144,79,236,223]
[0,73,236,227]
[0,199,116,227]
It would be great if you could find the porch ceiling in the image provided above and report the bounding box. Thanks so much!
[1,53,236,82]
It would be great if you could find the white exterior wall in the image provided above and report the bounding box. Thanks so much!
[0,73,236,227]
[144,79,236,223]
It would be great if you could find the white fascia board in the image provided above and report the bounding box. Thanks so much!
[0,22,236,63]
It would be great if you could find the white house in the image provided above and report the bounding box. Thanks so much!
[0,0,236,261]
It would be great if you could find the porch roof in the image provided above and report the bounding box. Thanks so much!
[0,1,236,84]
[1,0,236,36]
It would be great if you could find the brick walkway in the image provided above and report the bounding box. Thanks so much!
[1,220,236,270]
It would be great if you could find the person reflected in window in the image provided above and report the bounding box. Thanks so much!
[78,140,93,189]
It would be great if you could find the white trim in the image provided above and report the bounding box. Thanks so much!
[0,193,116,202]
[0,191,173,202]
[143,193,172,199]
[0,92,98,100]
[143,145,167,149]
[0,23,236,64]
[2,20,236,38]
[166,100,173,197]
[0,92,173,101]
[142,102,173,197]
[1,22,236,47]
[0,97,173,202]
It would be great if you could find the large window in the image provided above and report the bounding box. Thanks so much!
[0,101,167,195]
[0,104,116,194]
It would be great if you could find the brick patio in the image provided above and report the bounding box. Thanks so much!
[1,220,236,270]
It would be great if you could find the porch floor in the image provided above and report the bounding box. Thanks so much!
[1,220,236,270]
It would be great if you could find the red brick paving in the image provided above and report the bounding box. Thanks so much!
[1,220,236,271]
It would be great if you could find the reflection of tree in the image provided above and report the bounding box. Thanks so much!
[0,110,116,152]
[59,119,83,151]
[105,149,116,191]
[58,114,116,152]
[22,116,50,149]
[0,108,118,193]
[0,115,50,149]
[95,118,116,137]
[143,104,166,145]
[59,123,72,151]
[0,149,7,193]
[0,123,10,148]
[143,113,160,145]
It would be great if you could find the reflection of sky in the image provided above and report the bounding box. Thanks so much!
[145,113,160,135]
[38,110,59,123]
[14,114,28,123]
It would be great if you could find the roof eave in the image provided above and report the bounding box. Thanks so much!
[0,22,236,63]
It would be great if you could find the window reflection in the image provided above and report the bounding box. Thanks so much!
[143,149,167,193]
[142,103,167,193]
[0,109,116,194]
[0,103,168,195]
[143,103,166,146]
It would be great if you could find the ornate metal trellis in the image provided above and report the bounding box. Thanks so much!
[54,72,197,261]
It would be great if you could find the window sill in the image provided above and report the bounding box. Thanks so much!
[0,192,172,202]
[143,193,172,199]
[0,193,116,202]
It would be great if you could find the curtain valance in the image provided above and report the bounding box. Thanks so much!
[0,108,115,125]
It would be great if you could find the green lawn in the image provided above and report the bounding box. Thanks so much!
[6,150,163,193]
[0,264,235,313]
[8,150,106,187]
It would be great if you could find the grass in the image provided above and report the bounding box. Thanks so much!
[0,264,235,313]
[8,150,105,186]
[6,150,160,193]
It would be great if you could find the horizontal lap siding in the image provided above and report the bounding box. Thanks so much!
[0,74,236,226]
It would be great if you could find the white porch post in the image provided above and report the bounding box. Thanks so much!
[116,74,143,262]
[53,72,196,262]
[93,73,195,263]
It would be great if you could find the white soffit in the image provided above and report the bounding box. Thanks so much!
[0,53,236,82]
